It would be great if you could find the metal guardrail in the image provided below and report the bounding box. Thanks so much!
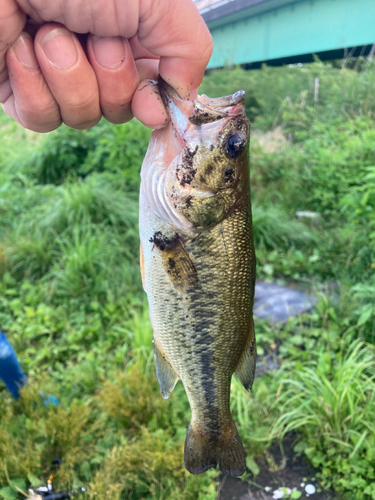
[194,0,237,15]
[194,0,274,15]
[194,0,288,24]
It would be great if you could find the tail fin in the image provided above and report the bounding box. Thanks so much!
[184,420,246,477]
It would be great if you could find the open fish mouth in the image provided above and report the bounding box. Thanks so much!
[193,90,245,110]
[158,77,246,126]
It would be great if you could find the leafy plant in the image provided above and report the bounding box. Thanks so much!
[2,60,375,500]
[272,341,375,499]
[26,119,150,186]
[38,174,139,234]
[252,204,315,250]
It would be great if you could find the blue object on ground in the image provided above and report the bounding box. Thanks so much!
[0,331,28,398]
[254,281,317,323]
[40,391,60,407]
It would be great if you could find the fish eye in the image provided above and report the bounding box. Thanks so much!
[225,133,245,158]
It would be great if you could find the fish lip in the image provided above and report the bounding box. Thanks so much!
[158,76,245,107]
[158,76,246,125]
[197,90,245,109]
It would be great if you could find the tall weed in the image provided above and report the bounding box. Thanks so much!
[39,174,139,235]
[252,204,315,250]
[26,119,150,186]
[272,341,375,499]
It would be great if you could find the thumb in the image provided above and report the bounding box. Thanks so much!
[138,0,212,99]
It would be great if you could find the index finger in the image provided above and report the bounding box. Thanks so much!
[0,1,25,80]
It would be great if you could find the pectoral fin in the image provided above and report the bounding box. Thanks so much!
[154,343,179,399]
[235,325,256,392]
[150,232,197,291]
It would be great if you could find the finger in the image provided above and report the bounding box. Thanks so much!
[0,0,26,112]
[138,0,213,99]
[129,35,159,61]
[87,35,138,124]
[131,60,198,129]
[17,0,212,99]
[15,0,139,38]
[7,0,212,133]
[1,18,45,107]
[129,35,167,128]
[0,78,12,104]
[34,23,101,130]
[132,58,169,129]
[135,59,159,83]
[3,32,61,132]
[0,0,26,75]
[132,79,168,129]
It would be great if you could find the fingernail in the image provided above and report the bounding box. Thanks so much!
[91,36,126,69]
[41,28,78,70]
[12,34,38,69]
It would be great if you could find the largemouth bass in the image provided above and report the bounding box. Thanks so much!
[139,79,256,476]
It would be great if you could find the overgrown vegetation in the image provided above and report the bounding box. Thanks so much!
[1,59,375,499]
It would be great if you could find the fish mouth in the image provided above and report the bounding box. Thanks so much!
[194,90,245,110]
[158,77,246,126]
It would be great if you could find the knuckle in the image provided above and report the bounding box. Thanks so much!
[64,114,101,130]
[17,98,62,132]
[0,80,12,103]
[30,121,62,133]
[101,95,132,108]
[20,114,62,133]
[64,91,99,112]
[20,111,62,133]
[102,108,133,124]
[59,91,101,129]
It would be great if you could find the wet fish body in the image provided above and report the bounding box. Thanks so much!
[139,80,256,476]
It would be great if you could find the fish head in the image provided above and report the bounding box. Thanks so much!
[141,79,250,234]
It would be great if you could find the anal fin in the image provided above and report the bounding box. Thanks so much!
[235,324,256,392]
[154,343,179,399]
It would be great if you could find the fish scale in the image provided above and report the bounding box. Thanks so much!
[139,79,256,476]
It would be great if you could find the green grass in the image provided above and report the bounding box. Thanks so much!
[252,204,316,250]
[1,60,375,499]
[272,341,375,498]
[39,175,139,233]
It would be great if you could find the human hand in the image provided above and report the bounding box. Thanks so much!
[0,0,212,132]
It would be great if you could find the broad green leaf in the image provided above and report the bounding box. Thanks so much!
[10,478,26,493]
[291,491,302,499]
[246,456,260,477]
[358,304,374,325]
[0,487,18,500]
[27,472,41,487]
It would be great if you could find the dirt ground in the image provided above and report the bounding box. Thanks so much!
[217,433,338,500]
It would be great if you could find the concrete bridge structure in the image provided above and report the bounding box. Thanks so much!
[194,0,375,69]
